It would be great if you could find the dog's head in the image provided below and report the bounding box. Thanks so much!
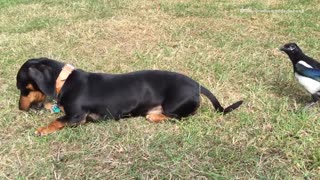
[16,58,62,111]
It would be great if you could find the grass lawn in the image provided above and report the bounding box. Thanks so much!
[1,0,320,179]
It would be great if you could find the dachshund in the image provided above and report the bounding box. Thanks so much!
[16,58,243,136]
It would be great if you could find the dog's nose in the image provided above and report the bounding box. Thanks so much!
[19,105,29,111]
[19,101,30,111]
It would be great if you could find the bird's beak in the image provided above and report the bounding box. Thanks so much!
[279,46,285,51]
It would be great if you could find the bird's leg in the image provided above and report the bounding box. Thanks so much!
[305,94,320,108]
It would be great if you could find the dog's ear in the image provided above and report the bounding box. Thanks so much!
[28,65,55,97]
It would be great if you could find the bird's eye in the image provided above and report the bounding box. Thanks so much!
[289,46,296,51]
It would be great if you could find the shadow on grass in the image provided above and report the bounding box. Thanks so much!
[268,79,310,105]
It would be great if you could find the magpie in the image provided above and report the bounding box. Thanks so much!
[280,42,320,107]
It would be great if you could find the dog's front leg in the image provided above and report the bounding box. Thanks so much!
[35,114,87,136]
[35,119,65,136]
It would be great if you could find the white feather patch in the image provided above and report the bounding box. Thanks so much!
[295,73,320,94]
[297,60,312,68]
[295,60,320,94]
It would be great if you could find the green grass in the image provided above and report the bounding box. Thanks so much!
[1,0,320,178]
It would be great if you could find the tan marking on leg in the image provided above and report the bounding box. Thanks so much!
[146,113,168,123]
[147,105,163,114]
[35,120,65,136]
[146,105,167,122]
[87,113,101,121]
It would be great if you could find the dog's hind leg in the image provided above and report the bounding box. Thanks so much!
[146,105,168,123]
[162,95,200,119]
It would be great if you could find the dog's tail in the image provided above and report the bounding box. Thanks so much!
[200,86,243,115]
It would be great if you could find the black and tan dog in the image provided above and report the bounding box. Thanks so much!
[16,57,243,136]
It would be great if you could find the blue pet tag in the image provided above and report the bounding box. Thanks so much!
[51,104,61,113]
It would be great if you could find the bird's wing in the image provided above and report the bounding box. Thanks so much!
[303,55,320,69]
[295,62,320,82]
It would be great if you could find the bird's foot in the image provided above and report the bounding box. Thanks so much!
[304,102,316,109]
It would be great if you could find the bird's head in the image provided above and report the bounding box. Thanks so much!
[280,43,302,55]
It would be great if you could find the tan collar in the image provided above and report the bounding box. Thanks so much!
[55,64,75,95]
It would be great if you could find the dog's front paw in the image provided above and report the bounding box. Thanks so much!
[35,126,60,136]
[35,127,49,136]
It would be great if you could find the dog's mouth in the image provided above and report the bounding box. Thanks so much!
[30,102,44,110]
